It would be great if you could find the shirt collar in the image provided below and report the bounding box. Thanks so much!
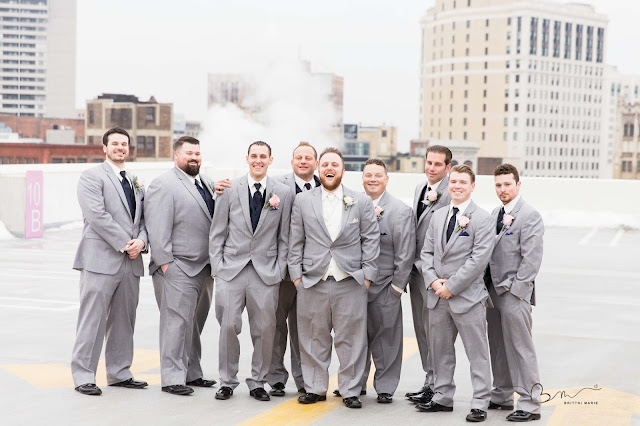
[294,173,315,191]
[427,177,444,194]
[106,160,126,181]
[248,174,266,191]
[449,198,472,216]
[503,195,521,214]
[371,191,385,207]
[175,165,200,186]
[321,184,343,201]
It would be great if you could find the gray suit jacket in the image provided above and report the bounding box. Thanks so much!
[421,200,494,314]
[209,174,292,285]
[288,185,380,288]
[486,198,544,305]
[273,172,321,195]
[144,167,215,277]
[413,176,451,270]
[368,191,416,301]
[73,161,147,277]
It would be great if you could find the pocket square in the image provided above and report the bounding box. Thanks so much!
[505,231,514,236]
[350,218,359,224]
[380,232,388,236]
[459,231,470,237]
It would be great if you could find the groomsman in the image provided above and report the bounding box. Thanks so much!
[209,141,293,401]
[145,136,217,395]
[267,141,321,397]
[360,159,415,403]
[71,127,148,395]
[406,145,452,404]
[289,147,379,409]
[418,165,494,423]
[485,164,543,422]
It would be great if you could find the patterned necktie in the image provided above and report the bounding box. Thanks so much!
[251,183,263,233]
[496,207,505,235]
[119,171,135,219]
[446,207,459,242]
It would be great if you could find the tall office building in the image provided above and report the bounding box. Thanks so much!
[419,0,607,177]
[0,0,76,118]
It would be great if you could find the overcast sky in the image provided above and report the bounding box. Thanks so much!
[76,0,640,151]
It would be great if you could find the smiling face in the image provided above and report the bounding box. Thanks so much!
[103,133,129,165]
[494,173,521,205]
[425,152,451,185]
[292,145,318,181]
[448,171,475,204]
[246,144,273,180]
[318,152,344,192]
[174,142,201,177]
[362,163,389,200]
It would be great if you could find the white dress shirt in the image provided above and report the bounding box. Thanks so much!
[321,185,350,281]
[445,198,473,230]
[106,159,130,186]
[294,174,315,192]
[248,175,267,197]
[502,194,521,215]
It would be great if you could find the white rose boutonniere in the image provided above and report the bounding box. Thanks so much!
[343,195,355,210]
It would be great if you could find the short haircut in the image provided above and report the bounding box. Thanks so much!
[174,136,200,151]
[426,145,453,165]
[318,147,344,166]
[450,164,475,183]
[102,127,130,146]
[364,158,387,173]
[248,140,272,156]
[493,163,520,183]
[293,141,317,159]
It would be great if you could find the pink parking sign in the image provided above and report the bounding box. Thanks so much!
[25,170,43,238]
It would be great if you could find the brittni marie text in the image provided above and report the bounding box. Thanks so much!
[516,383,601,405]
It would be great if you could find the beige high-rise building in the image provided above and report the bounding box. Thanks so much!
[420,0,607,177]
[613,99,640,180]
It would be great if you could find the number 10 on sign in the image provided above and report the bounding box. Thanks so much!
[26,170,43,239]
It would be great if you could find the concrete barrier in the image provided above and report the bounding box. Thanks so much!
[1,162,639,237]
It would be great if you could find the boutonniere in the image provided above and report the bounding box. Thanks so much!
[343,195,355,210]
[425,190,442,207]
[130,175,144,193]
[264,192,280,210]
[500,214,515,233]
[455,213,472,233]
[374,205,384,220]
[207,181,215,193]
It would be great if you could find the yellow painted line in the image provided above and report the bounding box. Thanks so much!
[544,385,640,426]
[239,337,419,426]
[0,348,160,388]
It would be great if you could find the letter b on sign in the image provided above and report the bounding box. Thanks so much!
[25,170,43,238]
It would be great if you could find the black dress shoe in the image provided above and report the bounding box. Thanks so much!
[333,389,367,397]
[162,384,194,395]
[343,396,362,408]
[250,387,270,401]
[110,378,148,389]
[269,382,286,397]
[298,393,326,404]
[186,378,216,387]
[215,386,233,400]
[377,393,393,403]
[466,409,487,422]
[75,383,102,396]
[416,401,453,412]
[298,388,307,394]
[408,387,435,404]
[506,410,541,422]
[489,401,514,410]
[405,386,430,397]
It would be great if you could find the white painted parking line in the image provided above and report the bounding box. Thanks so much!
[0,296,78,312]
[0,272,75,281]
[609,228,624,247]
[578,227,598,245]
[0,304,77,312]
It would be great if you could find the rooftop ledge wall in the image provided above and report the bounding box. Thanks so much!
[1,162,639,238]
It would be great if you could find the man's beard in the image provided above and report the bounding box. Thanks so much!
[181,162,200,177]
[320,173,342,191]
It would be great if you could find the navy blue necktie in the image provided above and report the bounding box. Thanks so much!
[304,182,311,190]
[119,171,135,219]
[446,207,459,242]
[417,185,432,219]
[250,183,263,233]
[195,180,214,217]
[496,207,505,234]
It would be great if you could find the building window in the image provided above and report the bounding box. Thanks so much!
[146,107,155,122]
[585,26,594,62]
[596,27,604,63]
[529,17,538,55]
[575,24,583,60]
[88,110,94,125]
[564,23,572,59]
[553,21,561,58]
[541,19,549,56]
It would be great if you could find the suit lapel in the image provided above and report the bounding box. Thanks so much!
[174,168,210,219]
[253,177,273,233]
[443,201,476,257]
[414,181,426,221]
[311,189,332,239]
[495,197,524,243]
[417,175,449,227]
[237,175,253,233]
[200,175,214,223]
[336,187,354,240]
[103,162,132,219]
[133,184,143,225]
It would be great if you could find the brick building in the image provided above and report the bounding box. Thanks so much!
[0,143,103,164]
[0,113,85,143]
[86,94,173,161]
